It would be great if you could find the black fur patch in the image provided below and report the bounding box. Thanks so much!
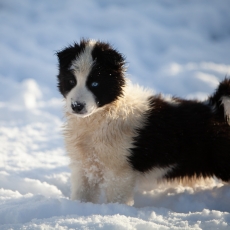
[129,91,230,182]
[87,41,126,107]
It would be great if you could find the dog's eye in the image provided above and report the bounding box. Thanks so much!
[91,82,99,87]
[69,79,76,86]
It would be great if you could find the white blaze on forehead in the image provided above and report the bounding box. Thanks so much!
[69,40,96,76]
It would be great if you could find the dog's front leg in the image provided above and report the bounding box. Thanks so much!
[70,163,100,203]
[104,169,136,205]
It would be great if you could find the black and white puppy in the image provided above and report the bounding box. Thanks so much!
[57,39,230,205]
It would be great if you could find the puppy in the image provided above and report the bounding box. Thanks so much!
[56,39,230,205]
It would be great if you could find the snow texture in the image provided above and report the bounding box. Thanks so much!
[1,0,230,229]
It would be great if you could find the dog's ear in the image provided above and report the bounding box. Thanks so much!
[92,42,125,71]
[56,41,86,70]
[104,49,125,70]
[56,46,77,70]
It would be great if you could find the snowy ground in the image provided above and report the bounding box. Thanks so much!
[1,0,230,229]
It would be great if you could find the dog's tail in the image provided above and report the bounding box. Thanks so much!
[209,78,230,124]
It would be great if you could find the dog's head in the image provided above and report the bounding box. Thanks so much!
[56,39,126,117]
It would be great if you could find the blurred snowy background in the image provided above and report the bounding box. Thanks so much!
[1,0,230,229]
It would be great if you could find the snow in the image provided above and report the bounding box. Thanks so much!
[1,0,230,229]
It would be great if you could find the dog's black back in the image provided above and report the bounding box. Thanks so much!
[129,79,230,182]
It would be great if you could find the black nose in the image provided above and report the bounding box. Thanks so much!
[71,102,85,113]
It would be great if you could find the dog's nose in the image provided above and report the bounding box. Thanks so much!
[71,101,85,113]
